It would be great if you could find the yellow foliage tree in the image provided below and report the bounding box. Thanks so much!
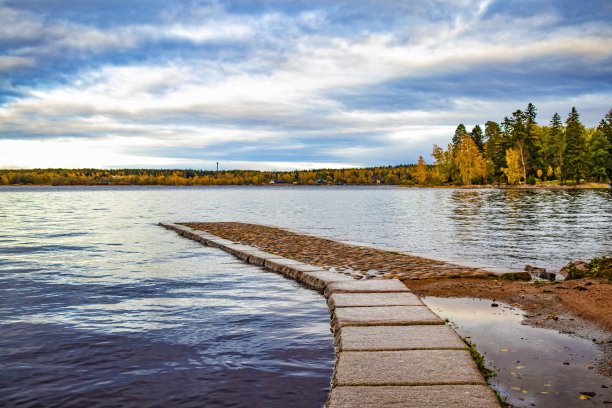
[415,156,427,185]
[454,135,486,185]
[502,148,523,185]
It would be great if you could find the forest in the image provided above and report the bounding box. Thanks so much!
[428,105,612,186]
[1,105,610,187]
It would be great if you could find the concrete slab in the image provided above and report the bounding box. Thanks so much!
[325,279,410,296]
[334,350,486,386]
[204,237,235,248]
[280,263,327,279]
[327,385,500,408]
[263,257,306,273]
[336,325,466,351]
[332,306,443,330]
[223,244,260,259]
[328,293,423,309]
[245,251,285,266]
[299,271,357,291]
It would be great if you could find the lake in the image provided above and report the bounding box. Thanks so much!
[0,186,610,406]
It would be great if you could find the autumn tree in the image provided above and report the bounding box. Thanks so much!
[415,156,428,184]
[502,148,522,185]
[454,135,486,185]
[431,144,455,183]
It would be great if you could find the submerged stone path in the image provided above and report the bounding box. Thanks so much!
[159,222,500,407]
[186,222,507,279]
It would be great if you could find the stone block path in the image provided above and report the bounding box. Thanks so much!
[159,222,500,407]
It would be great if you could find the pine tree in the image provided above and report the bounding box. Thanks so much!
[549,113,565,180]
[597,108,612,179]
[470,124,484,151]
[484,121,505,176]
[564,107,587,184]
[453,124,468,147]
[588,129,611,182]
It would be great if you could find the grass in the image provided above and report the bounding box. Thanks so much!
[464,339,509,407]
[565,256,612,282]
[464,340,496,380]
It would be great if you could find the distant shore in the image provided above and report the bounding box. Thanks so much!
[2,182,610,189]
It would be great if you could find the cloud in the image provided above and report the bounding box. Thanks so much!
[0,0,611,169]
[0,56,35,71]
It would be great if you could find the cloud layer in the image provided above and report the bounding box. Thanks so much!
[1,0,611,169]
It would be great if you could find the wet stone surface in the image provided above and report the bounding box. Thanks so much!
[187,222,495,280]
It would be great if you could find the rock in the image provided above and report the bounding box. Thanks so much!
[524,265,556,280]
[501,272,532,281]
[537,271,556,281]
[525,264,546,274]
[491,303,499,307]
[559,260,589,278]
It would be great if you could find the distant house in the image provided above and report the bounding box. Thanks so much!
[371,175,382,184]
[271,179,288,184]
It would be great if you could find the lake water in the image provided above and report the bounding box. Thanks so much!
[0,186,610,406]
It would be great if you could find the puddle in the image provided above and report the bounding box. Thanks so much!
[422,297,612,407]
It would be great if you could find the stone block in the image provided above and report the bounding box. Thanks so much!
[328,293,423,309]
[263,257,306,273]
[327,385,500,408]
[298,271,356,291]
[333,350,486,386]
[245,251,285,266]
[325,279,409,296]
[332,306,442,330]
[336,325,465,351]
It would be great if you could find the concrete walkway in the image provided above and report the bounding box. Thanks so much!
[160,222,500,407]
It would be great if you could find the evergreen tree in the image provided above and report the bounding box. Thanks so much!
[588,129,611,182]
[453,124,468,147]
[549,113,565,179]
[597,108,612,179]
[564,107,587,184]
[522,103,539,175]
[532,124,551,176]
[470,124,484,151]
[484,121,505,175]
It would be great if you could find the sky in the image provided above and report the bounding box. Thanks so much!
[1,0,611,170]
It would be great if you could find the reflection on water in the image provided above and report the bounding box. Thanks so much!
[423,297,612,408]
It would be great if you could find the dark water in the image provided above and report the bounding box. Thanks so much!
[0,186,610,406]
[0,188,333,407]
[424,297,612,407]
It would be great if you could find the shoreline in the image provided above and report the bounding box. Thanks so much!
[1,182,609,189]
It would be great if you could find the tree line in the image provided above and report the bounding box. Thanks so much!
[426,105,612,185]
[0,166,423,186]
